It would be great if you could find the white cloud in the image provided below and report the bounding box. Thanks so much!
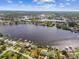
[0,4,79,11]
[59,3,65,8]
[3,4,55,11]
[6,0,13,3]
[66,2,70,5]
[35,2,44,4]
[19,1,23,4]
[72,0,76,1]
[66,0,71,2]
[33,0,56,10]
[66,0,76,2]
[33,0,55,3]
[30,4,54,10]
[1,0,78,11]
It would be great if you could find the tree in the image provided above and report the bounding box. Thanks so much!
[0,33,3,37]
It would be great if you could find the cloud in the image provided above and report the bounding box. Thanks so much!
[32,0,56,10]
[72,0,76,1]
[66,2,70,5]
[66,0,76,2]
[66,0,71,2]
[33,0,55,3]
[1,0,78,11]
[19,0,23,4]
[0,4,78,11]
[59,3,65,8]
[6,0,13,3]
[1,4,55,11]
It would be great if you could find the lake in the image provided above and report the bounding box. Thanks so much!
[0,24,79,48]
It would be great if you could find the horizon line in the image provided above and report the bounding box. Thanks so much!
[0,10,79,12]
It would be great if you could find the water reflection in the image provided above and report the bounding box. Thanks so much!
[0,24,79,48]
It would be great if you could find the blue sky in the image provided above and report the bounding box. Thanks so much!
[0,0,79,11]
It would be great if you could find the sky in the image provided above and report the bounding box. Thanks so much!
[0,0,79,11]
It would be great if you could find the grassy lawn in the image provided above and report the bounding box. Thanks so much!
[0,51,28,59]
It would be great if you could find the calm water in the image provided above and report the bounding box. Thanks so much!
[0,24,79,48]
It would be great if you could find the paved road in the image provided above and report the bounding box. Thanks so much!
[0,50,8,57]
[0,47,33,59]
